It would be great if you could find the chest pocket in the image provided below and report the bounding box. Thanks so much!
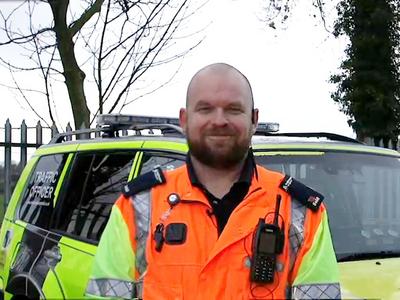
[145,219,206,300]
[148,220,210,266]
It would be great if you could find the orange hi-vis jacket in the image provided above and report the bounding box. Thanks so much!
[86,164,341,299]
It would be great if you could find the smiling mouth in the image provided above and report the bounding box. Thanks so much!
[208,135,232,139]
[207,136,233,141]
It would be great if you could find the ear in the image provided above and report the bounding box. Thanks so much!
[251,108,259,134]
[179,108,188,135]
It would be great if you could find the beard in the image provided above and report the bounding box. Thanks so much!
[187,128,251,169]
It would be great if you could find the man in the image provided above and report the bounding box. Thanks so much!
[86,63,341,299]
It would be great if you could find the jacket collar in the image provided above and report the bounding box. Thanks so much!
[186,149,257,189]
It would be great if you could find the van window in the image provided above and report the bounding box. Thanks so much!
[52,151,136,243]
[139,151,185,175]
[18,154,68,228]
[255,151,400,261]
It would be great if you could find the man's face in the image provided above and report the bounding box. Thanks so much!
[180,70,258,169]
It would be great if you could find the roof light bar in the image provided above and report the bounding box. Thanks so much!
[97,114,279,133]
[97,114,180,127]
[257,122,279,133]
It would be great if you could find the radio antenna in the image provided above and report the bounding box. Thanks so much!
[273,195,281,226]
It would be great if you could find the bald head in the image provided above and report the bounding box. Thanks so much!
[180,63,258,169]
[186,63,254,109]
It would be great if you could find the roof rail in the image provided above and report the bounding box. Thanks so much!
[49,127,103,144]
[49,124,184,144]
[255,132,362,144]
[49,114,184,144]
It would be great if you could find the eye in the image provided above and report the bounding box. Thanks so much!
[227,107,243,114]
[197,106,212,113]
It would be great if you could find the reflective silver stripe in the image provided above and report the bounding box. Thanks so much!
[289,198,306,271]
[86,278,135,299]
[135,279,144,299]
[291,283,341,299]
[131,190,152,276]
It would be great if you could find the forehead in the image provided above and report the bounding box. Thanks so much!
[187,70,252,108]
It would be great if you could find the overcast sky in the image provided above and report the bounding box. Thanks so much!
[128,0,353,136]
[0,0,354,154]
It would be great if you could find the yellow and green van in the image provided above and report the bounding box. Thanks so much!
[0,114,399,299]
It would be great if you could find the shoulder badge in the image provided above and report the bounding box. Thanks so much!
[279,175,324,212]
[122,167,166,196]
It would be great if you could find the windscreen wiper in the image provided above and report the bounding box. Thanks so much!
[338,251,400,262]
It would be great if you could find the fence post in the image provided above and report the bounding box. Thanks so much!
[51,123,59,139]
[4,119,11,211]
[20,120,27,171]
[36,121,43,148]
[95,124,101,138]
[66,123,72,141]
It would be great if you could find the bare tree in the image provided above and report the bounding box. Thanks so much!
[0,0,203,130]
[261,0,336,32]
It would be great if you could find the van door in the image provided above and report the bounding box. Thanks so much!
[5,153,69,298]
[47,149,139,299]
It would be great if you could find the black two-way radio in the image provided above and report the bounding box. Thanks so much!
[250,195,284,283]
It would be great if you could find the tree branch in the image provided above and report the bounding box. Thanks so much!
[69,0,104,37]
[315,0,332,34]
[0,82,46,95]
[0,56,62,74]
[0,26,53,46]
[109,0,188,112]
[102,0,166,59]
[28,0,56,125]
[96,0,112,114]
[120,58,184,110]
[101,1,168,100]
[8,66,50,127]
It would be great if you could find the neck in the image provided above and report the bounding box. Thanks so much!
[190,155,246,198]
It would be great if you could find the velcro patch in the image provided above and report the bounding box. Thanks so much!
[280,175,323,212]
[122,167,166,196]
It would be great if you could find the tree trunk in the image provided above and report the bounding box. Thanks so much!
[373,136,381,147]
[391,138,398,150]
[355,129,366,143]
[382,136,390,148]
[49,0,90,130]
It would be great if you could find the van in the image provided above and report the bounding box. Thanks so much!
[0,114,399,299]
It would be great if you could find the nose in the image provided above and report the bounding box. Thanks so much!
[212,109,228,127]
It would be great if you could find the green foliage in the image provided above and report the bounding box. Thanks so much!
[331,0,400,143]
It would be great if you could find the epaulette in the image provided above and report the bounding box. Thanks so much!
[122,167,166,196]
[279,175,324,212]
